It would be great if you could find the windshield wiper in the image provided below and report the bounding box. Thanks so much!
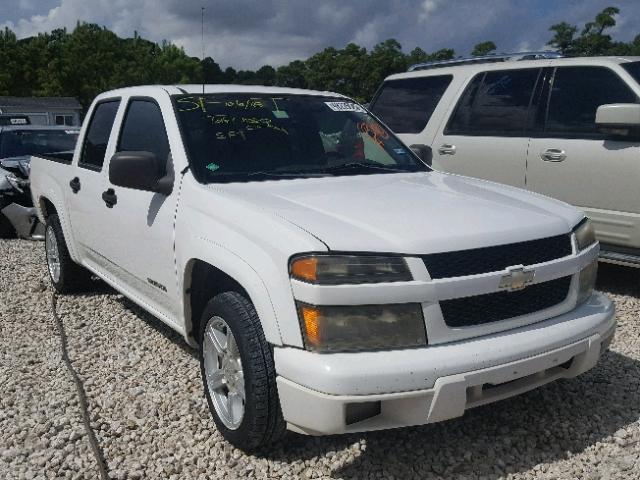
[320,162,409,174]
[247,171,332,178]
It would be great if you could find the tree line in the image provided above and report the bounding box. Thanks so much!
[1,6,638,108]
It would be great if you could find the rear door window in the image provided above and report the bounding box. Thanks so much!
[79,100,120,170]
[370,75,453,133]
[544,66,638,136]
[446,68,540,136]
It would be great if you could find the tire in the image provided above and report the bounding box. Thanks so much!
[199,291,285,452]
[0,212,16,238]
[45,214,93,293]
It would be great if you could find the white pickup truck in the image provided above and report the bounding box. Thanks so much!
[30,85,615,452]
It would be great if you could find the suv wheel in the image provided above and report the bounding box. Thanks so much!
[199,291,285,451]
[45,214,93,293]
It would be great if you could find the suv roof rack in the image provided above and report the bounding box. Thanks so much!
[408,51,564,72]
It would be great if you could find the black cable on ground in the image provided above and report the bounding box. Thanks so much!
[51,292,110,480]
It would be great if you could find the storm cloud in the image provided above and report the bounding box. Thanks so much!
[2,0,640,69]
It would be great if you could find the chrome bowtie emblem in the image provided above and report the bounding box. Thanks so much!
[499,266,535,291]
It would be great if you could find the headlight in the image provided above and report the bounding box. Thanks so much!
[297,302,427,352]
[573,219,596,251]
[290,255,412,284]
[577,260,598,305]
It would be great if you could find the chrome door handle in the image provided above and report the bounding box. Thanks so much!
[540,148,566,162]
[438,144,456,155]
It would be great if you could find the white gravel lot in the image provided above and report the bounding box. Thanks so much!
[1,238,639,480]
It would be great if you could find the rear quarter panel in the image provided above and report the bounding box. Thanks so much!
[31,155,81,262]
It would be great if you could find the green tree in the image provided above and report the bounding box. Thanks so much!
[305,46,341,92]
[471,41,497,56]
[222,66,237,83]
[275,60,307,88]
[548,21,578,54]
[575,6,619,55]
[0,27,19,95]
[406,47,429,67]
[2,6,639,109]
[429,48,455,61]
[202,57,224,83]
[583,6,619,35]
[255,65,276,86]
[153,42,200,85]
[360,39,405,99]
[334,43,368,98]
[548,6,623,56]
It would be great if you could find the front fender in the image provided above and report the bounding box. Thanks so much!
[175,175,328,348]
[181,237,296,347]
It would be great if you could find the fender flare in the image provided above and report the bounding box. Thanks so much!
[181,237,284,347]
[36,191,81,263]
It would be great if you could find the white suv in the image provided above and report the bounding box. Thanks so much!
[370,54,640,268]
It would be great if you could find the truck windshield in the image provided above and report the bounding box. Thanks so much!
[173,94,428,183]
[0,129,79,159]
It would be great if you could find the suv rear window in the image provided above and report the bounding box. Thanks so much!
[622,61,640,85]
[369,75,452,133]
[446,68,540,136]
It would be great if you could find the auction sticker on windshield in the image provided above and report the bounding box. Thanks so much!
[324,102,366,113]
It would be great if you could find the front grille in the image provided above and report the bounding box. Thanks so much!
[421,234,572,279]
[439,276,572,328]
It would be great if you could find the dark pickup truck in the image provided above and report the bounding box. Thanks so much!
[0,125,78,238]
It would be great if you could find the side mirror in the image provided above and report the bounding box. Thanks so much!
[409,144,432,166]
[596,103,640,137]
[109,151,173,195]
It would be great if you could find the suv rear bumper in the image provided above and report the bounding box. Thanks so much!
[274,292,615,435]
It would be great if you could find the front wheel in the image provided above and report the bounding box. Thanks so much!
[199,291,285,452]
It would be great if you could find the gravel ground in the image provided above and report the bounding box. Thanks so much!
[1,238,639,480]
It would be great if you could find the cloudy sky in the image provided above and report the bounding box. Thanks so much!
[2,0,639,70]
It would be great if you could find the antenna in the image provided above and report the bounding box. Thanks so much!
[201,6,205,95]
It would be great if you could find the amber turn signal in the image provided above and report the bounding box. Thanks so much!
[290,256,318,282]
[299,304,321,347]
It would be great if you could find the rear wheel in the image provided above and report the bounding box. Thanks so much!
[199,291,285,452]
[45,214,93,293]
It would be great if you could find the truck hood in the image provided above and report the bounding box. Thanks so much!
[216,171,583,254]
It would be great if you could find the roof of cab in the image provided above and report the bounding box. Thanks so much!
[385,55,640,81]
[96,84,349,100]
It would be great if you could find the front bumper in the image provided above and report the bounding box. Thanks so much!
[274,292,615,435]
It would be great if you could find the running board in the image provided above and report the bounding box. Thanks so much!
[600,250,640,268]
